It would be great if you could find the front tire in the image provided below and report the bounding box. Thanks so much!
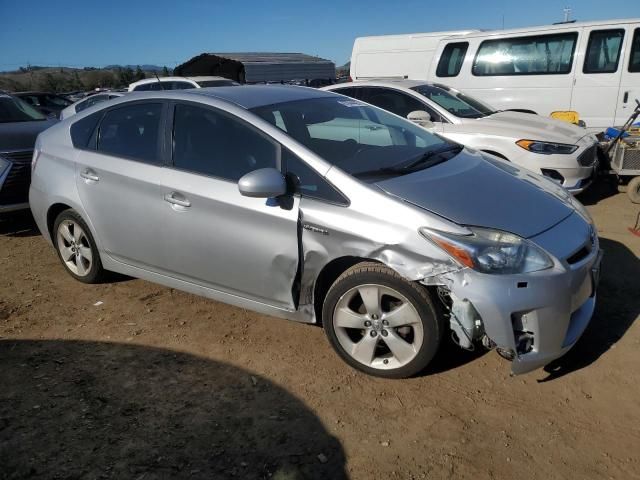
[322,262,443,379]
[627,176,640,204]
[53,209,105,283]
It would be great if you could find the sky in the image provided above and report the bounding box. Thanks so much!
[1,0,640,70]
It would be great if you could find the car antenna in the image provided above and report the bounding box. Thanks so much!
[154,72,165,90]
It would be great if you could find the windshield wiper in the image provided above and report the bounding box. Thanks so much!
[353,144,463,178]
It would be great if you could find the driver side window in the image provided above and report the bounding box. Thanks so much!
[172,103,279,181]
[359,88,443,123]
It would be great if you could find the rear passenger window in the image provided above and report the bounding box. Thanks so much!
[436,42,469,77]
[97,103,163,164]
[71,111,102,149]
[172,103,278,181]
[473,33,578,76]
[584,29,624,73]
[284,150,348,205]
[630,29,640,72]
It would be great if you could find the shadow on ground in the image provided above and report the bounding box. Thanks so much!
[539,237,640,381]
[0,340,348,479]
[0,211,40,238]
[576,175,620,206]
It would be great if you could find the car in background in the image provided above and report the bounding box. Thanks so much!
[0,91,57,214]
[60,92,125,120]
[30,86,600,378]
[323,80,599,193]
[15,91,73,119]
[128,76,240,92]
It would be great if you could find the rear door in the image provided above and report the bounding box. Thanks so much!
[75,101,171,271]
[571,27,626,129]
[615,25,640,125]
[161,101,300,309]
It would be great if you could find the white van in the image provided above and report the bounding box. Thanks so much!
[350,18,640,131]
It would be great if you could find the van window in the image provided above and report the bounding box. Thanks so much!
[436,42,469,77]
[629,29,640,72]
[473,32,578,76]
[584,29,624,74]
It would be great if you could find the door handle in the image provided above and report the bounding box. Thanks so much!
[164,192,191,208]
[624,91,629,104]
[80,169,99,182]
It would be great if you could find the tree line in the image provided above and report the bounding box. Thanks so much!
[0,65,172,92]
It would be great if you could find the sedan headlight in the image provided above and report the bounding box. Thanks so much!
[420,227,554,274]
[516,139,578,155]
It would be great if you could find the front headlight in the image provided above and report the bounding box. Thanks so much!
[420,227,554,274]
[516,139,578,155]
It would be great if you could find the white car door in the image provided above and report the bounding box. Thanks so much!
[571,26,626,129]
[615,25,640,125]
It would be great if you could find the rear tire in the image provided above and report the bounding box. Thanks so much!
[322,262,443,379]
[53,209,105,284]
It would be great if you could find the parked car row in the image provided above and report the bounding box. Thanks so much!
[322,80,599,192]
[26,85,602,378]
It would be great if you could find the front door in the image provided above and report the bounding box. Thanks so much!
[161,102,300,309]
[75,101,171,271]
[615,26,640,126]
[571,27,626,129]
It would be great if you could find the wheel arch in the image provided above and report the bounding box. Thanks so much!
[46,203,74,242]
[312,256,381,325]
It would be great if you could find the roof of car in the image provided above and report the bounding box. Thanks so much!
[327,79,430,89]
[128,76,231,88]
[189,84,336,109]
[15,91,69,96]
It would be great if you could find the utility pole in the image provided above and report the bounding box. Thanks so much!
[563,6,572,23]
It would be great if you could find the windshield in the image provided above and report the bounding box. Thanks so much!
[250,97,453,179]
[197,80,241,87]
[411,84,496,119]
[0,94,47,122]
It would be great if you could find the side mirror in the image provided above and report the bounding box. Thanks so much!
[407,110,433,127]
[238,167,287,198]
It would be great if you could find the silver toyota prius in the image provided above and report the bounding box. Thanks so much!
[29,85,602,378]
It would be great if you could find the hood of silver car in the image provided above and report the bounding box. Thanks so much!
[376,149,575,238]
[0,119,57,152]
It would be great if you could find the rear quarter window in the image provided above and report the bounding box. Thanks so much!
[70,112,102,149]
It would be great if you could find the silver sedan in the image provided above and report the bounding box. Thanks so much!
[29,86,602,378]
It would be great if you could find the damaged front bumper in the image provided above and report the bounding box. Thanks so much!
[421,223,602,375]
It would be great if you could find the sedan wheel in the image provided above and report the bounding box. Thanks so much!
[323,262,443,378]
[333,284,423,370]
[53,209,105,283]
[57,220,93,277]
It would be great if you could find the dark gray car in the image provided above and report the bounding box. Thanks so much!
[0,92,57,213]
[29,86,602,378]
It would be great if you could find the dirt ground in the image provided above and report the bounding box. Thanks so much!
[1,180,639,480]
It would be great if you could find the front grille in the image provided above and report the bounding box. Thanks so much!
[566,246,590,265]
[2,150,34,163]
[0,150,33,206]
[577,144,597,167]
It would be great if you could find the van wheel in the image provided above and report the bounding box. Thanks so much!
[627,176,640,204]
[323,262,443,379]
[53,209,105,283]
